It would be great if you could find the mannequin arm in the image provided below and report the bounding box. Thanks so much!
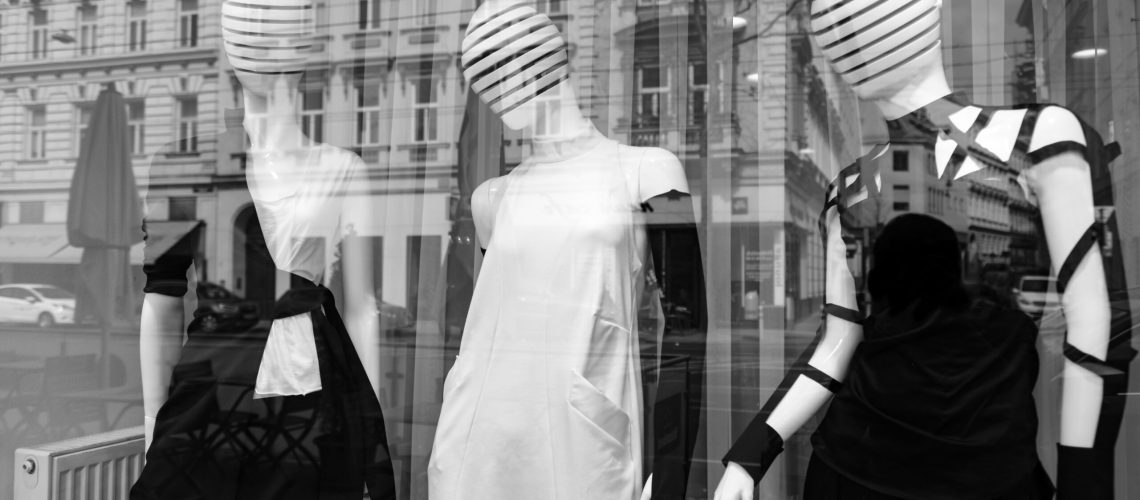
[139,293,185,451]
[719,202,862,489]
[342,234,380,398]
[1025,108,1111,448]
[1025,106,1116,500]
[1029,151,1109,447]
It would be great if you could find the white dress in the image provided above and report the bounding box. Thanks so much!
[429,130,687,500]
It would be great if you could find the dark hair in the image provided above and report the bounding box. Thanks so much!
[867,213,969,317]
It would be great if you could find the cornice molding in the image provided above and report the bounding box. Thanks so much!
[0,47,218,83]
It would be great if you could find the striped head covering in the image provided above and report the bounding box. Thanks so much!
[810,0,943,99]
[221,0,315,75]
[461,2,569,116]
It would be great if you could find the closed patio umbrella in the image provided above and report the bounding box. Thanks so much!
[66,83,144,384]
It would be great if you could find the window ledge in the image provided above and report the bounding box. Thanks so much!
[163,152,200,158]
[396,142,450,151]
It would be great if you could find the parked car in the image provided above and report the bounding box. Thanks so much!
[192,282,260,333]
[0,283,76,327]
[1013,275,1061,316]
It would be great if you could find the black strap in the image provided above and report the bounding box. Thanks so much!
[803,365,843,393]
[1014,104,1042,153]
[1103,141,1122,163]
[938,106,996,181]
[1028,140,1088,164]
[1062,342,1122,377]
[824,302,863,325]
[722,419,784,485]
[1056,223,1101,295]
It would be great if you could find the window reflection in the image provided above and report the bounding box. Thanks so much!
[0,0,1136,499]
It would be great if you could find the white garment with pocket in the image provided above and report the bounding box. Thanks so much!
[428,130,688,500]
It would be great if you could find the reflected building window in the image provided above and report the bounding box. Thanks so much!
[689,62,708,126]
[355,81,382,147]
[534,84,563,138]
[26,106,47,160]
[168,197,197,222]
[410,75,439,143]
[20,201,44,224]
[128,100,147,155]
[29,9,48,60]
[128,0,148,52]
[78,5,97,56]
[893,184,910,212]
[636,64,669,127]
[536,0,565,14]
[893,151,909,171]
[300,88,324,143]
[359,0,381,30]
[415,0,437,26]
[179,0,198,48]
[176,98,198,153]
[75,104,92,156]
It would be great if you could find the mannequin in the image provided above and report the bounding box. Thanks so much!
[428,2,706,499]
[715,0,1134,499]
[132,1,395,498]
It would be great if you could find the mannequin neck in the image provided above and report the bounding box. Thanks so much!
[869,66,955,121]
[530,119,602,162]
[921,93,973,131]
[242,82,310,153]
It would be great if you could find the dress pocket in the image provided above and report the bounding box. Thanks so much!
[567,369,636,498]
[568,369,630,449]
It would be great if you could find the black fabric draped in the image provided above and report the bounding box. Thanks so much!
[131,277,396,500]
[809,300,1049,500]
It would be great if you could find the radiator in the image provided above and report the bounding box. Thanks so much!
[13,426,145,500]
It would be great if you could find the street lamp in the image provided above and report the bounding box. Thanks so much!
[51,29,75,44]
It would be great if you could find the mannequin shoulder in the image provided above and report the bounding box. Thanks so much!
[472,176,508,214]
[1028,105,1087,152]
[473,176,507,198]
[618,145,683,172]
[616,145,689,200]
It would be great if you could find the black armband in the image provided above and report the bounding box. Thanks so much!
[1062,342,1121,378]
[1028,141,1088,164]
[803,365,843,393]
[722,420,784,485]
[823,303,863,325]
[1057,443,1113,500]
[142,254,193,297]
[1056,222,1101,295]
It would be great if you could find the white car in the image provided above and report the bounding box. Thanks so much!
[1013,276,1061,316]
[0,284,76,328]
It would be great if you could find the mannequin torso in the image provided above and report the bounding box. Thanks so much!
[431,3,700,499]
[716,1,1133,499]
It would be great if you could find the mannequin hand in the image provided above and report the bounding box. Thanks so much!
[714,462,755,500]
[640,474,652,500]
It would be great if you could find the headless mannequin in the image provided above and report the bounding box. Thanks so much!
[431,2,706,498]
[716,0,1118,498]
[140,0,379,449]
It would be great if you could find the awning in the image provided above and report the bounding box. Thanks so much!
[128,220,202,265]
[0,224,71,263]
[0,221,201,265]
